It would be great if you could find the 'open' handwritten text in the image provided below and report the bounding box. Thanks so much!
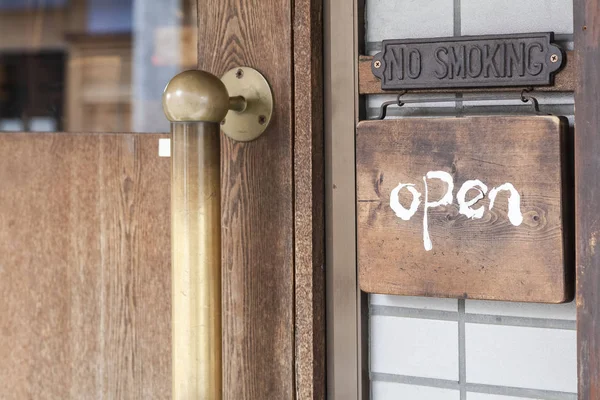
[390,171,523,251]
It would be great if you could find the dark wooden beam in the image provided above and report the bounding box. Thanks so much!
[293,0,326,398]
[574,0,600,397]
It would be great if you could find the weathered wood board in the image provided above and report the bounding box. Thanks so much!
[357,116,573,303]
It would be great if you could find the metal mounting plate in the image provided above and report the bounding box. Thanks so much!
[221,67,273,142]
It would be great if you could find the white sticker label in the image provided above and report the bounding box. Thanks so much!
[158,138,171,157]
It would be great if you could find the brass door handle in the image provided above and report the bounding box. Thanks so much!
[162,68,272,400]
[163,67,273,142]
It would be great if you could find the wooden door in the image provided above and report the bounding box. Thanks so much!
[0,133,171,398]
[0,1,325,399]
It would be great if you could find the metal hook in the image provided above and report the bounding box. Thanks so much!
[397,90,407,106]
[377,91,407,120]
[520,88,540,113]
[375,89,544,120]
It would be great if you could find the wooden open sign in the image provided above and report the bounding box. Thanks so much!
[357,116,573,303]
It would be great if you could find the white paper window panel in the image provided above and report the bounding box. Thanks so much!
[372,381,460,400]
[370,294,458,312]
[370,316,459,380]
[461,0,573,35]
[466,300,576,320]
[466,324,577,393]
[467,394,535,400]
[366,0,573,41]
[365,0,454,42]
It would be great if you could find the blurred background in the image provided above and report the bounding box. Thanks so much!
[0,0,198,133]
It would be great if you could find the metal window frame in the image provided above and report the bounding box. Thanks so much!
[324,0,366,398]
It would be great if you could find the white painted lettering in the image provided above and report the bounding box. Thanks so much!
[457,179,488,220]
[488,183,523,226]
[389,172,524,250]
[390,184,421,221]
[422,171,454,251]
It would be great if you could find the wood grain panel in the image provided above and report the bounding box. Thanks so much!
[574,0,600,397]
[293,0,326,398]
[357,117,573,302]
[359,51,576,95]
[0,133,171,399]
[197,1,295,399]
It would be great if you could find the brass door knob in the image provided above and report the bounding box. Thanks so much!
[163,67,273,141]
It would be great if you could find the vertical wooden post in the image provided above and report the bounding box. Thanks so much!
[574,0,600,397]
[293,0,326,398]
[197,2,296,399]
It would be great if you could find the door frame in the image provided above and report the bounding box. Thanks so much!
[196,0,326,398]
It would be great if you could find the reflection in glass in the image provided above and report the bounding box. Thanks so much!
[0,0,197,133]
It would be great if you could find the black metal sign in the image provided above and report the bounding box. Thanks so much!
[372,33,565,90]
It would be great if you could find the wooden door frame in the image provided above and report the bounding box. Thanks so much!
[196,0,325,398]
[325,0,600,399]
[293,0,326,397]
[574,0,600,397]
